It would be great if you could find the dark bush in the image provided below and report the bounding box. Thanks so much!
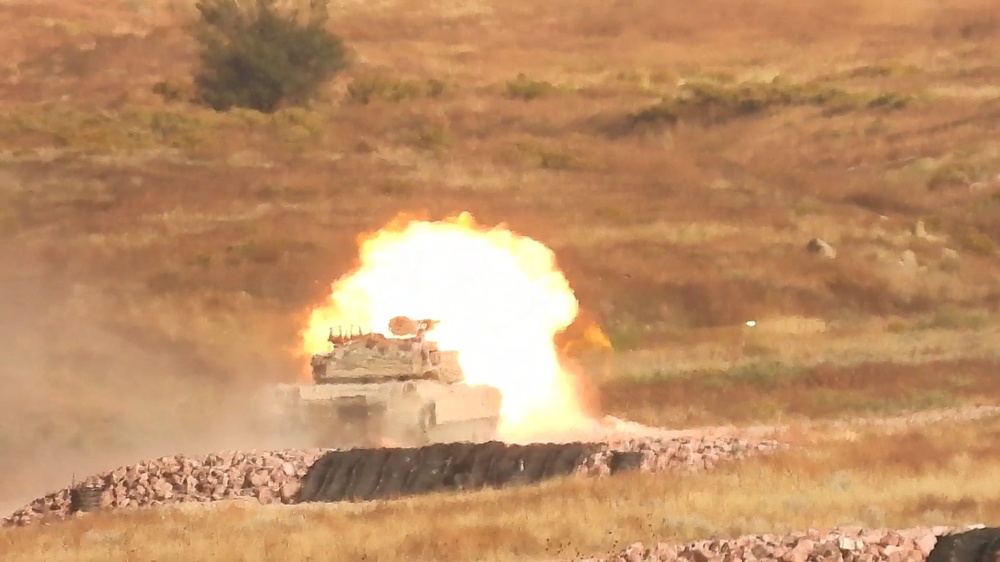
[192,0,349,113]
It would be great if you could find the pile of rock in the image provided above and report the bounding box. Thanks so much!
[590,525,991,562]
[2,435,787,528]
[2,449,330,527]
[578,436,788,477]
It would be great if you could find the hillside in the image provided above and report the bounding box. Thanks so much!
[1,0,999,546]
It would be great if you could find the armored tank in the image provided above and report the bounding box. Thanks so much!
[265,316,503,449]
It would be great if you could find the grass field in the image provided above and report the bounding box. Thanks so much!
[0,0,998,559]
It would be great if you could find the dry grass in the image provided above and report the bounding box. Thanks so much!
[3,416,1000,562]
[1,0,1000,556]
[594,357,1000,428]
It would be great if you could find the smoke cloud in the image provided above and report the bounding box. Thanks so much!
[0,256,302,515]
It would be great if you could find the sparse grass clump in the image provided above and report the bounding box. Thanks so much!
[505,73,558,100]
[510,140,581,170]
[927,161,978,190]
[917,305,991,330]
[346,74,447,104]
[191,0,350,113]
[0,105,326,152]
[841,62,922,79]
[954,225,997,256]
[408,120,452,151]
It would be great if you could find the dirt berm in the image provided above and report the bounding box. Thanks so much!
[297,441,637,503]
[5,435,774,527]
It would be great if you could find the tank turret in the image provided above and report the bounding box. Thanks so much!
[309,317,461,385]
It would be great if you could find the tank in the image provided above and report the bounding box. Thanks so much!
[263,316,503,449]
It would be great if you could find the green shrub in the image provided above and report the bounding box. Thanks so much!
[191,0,350,113]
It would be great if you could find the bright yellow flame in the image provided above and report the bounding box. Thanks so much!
[301,212,591,439]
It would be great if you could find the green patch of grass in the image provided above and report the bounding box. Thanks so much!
[0,105,329,153]
[626,78,917,131]
[916,305,992,330]
[408,120,452,152]
[836,62,923,79]
[509,140,581,170]
[606,323,648,353]
[268,107,326,143]
[346,73,448,104]
[810,388,959,415]
[504,74,560,100]
[0,107,203,152]
[712,360,805,389]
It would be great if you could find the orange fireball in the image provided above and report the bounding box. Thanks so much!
[301,212,594,440]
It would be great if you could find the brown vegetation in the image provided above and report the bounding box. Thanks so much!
[2,0,998,347]
[1,0,999,558]
[596,357,1000,427]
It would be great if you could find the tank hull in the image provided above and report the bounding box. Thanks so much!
[264,379,502,449]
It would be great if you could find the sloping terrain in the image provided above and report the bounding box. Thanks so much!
[0,0,998,560]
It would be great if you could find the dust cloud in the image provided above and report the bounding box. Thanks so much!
[0,258,304,515]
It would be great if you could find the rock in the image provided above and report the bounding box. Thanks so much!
[151,479,174,501]
[279,482,300,503]
[807,238,837,259]
[624,542,646,562]
[655,543,678,560]
[247,470,270,488]
[913,535,937,556]
[789,539,814,562]
[839,537,858,551]
[839,527,864,538]
[256,486,274,504]
[597,526,990,562]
